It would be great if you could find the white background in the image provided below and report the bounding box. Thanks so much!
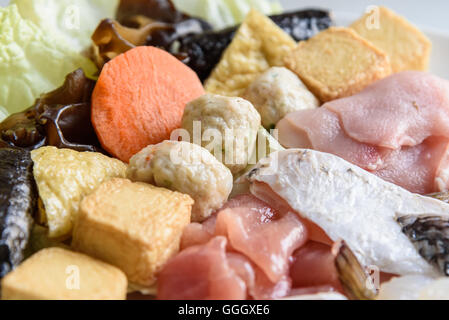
[0,0,448,32]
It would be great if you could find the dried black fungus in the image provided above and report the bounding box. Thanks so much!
[92,0,211,68]
[398,215,449,276]
[117,0,190,26]
[269,9,334,42]
[0,148,36,278]
[333,240,377,300]
[172,26,236,81]
[38,103,102,153]
[0,69,102,153]
[92,18,207,68]
[0,108,45,150]
[172,9,334,81]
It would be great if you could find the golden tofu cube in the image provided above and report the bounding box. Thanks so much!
[71,178,193,287]
[351,6,432,73]
[31,147,127,239]
[205,9,297,97]
[285,27,392,102]
[1,248,127,300]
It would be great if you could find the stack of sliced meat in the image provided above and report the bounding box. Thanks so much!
[157,195,344,300]
[277,71,449,194]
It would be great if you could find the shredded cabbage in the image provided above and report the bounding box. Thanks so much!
[0,5,97,116]
[172,0,283,30]
[11,0,119,52]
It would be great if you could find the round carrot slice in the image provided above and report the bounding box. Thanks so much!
[92,46,205,162]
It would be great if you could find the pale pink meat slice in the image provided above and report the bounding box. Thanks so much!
[158,238,293,300]
[289,241,343,292]
[215,206,307,283]
[375,137,449,194]
[276,72,449,194]
[157,237,247,300]
[326,71,449,149]
[249,182,333,245]
[180,215,216,250]
[171,194,308,300]
[183,195,308,283]
[277,108,386,170]
[227,253,291,300]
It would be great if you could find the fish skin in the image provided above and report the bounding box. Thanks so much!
[0,148,36,278]
[245,149,449,277]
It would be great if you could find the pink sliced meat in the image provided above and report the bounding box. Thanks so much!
[277,108,386,170]
[215,206,307,283]
[227,253,291,300]
[158,236,294,300]
[435,143,449,191]
[166,194,308,300]
[276,72,449,193]
[289,241,343,292]
[184,195,307,283]
[326,71,449,149]
[376,137,449,194]
[249,182,333,245]
[180,216,216,250]
[157,237,247,300]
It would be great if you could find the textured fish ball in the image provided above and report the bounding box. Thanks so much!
[243,67,319,129]
[128,141,233,222]
[182,94,261,174]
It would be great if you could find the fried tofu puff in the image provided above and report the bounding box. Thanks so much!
[243,67,319,129]
[72,178,193,287]
[181,94,261,174]
[1,248,127,300]
[128,141,233,222]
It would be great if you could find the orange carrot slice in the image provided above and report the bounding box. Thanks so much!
[92,46,205,162]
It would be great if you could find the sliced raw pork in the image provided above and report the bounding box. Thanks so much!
[327,71,449,149]
[158,195,308,300]
[277,108,386,171]
[277,71,449,194]
[290,241,343,291]
[157,237,247,300]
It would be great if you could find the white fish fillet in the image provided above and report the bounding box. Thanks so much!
[245,149,449,276]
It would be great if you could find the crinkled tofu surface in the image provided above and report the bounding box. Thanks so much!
[204,9,297,97]
[72,178,193,287]
[1,247,127,300]
[285,27,392,102]
[31,147,127,238]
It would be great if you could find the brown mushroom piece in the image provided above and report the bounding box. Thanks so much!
[91,17,209,68]
[37,103,101,153]
[91,19,171,67]
[117,0,188,26]
[91,0,211,68]
[0,69,102,153]
[0,108,45,150]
